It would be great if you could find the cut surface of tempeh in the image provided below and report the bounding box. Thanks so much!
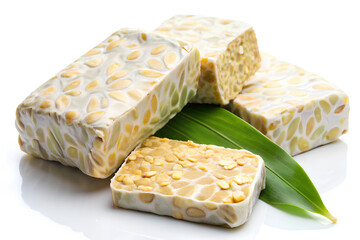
[111,137,265,228]
[16,29,201,178]
[155,15,261,105]
[230,53,349,155]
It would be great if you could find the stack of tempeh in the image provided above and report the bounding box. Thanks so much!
[15,15,348,228]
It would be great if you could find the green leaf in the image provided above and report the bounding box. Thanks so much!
[155,104,336,223]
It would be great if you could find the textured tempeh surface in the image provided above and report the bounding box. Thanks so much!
[111,137,265,228]
[230,53,349,155]
[155,15,261,105]
[16,29,201,178]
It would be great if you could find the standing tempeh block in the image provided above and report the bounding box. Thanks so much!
[16,29,201,178]
[230,53,349,155]
[155,15,261,105]
[111,137,265,228]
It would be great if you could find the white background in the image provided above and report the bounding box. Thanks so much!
[1,0,359,239]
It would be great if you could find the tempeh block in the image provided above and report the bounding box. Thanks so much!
[111,137,265,228]
[155,15,261,105]
[230,53,349,155]
[16,29,201,178]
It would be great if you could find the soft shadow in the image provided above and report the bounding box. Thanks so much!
[263,140,347,230]
[20,155,109,193]
[294,140,347,193]
[20,155,266,240]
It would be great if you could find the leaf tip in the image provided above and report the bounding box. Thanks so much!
[327,213,337,224]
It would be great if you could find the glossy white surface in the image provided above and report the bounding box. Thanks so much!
[1,0,359,239]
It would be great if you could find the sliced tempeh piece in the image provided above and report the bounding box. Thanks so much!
[16,29,201,178]
[229,53,349,155]
[111,136,265,228]
[155,15,261,105]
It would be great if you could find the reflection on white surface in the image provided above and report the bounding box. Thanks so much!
[19,155,266,240]
[264,140,347,231]
[295,140,347,193]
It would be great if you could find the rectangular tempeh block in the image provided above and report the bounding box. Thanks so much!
[230,53,349,155]
[15,29,201,178]
[155,15,261,105]
[111,137,265,228]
